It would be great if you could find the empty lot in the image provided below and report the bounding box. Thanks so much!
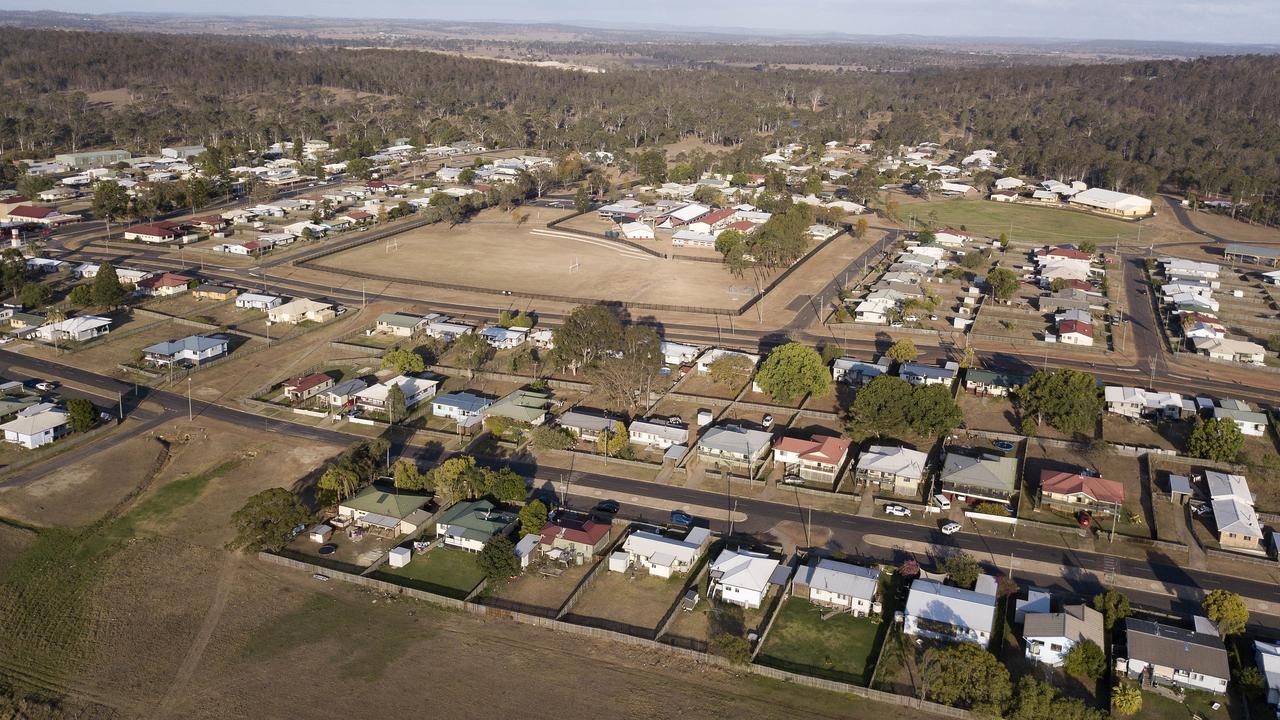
[319,206,749,308]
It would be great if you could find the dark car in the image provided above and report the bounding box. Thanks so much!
[670,510,694,527]
[595,500,620,514]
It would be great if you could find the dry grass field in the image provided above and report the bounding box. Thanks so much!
[322,206,748,308]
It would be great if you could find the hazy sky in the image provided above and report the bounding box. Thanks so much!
[5,0,1277,44]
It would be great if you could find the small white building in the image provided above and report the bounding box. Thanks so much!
[354,374,439,414]
[792,558,880,616]
[235,293,283,310]
[614,527,710,579]
[33,315,111,343]
[1023,603,1105,667]
[707,549,784,609]
[903,576,998,647]
[478,326,528,349]
[268,298,335,325]
[0,408,70,449]
[628,418,688,450]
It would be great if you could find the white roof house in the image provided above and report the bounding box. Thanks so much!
[619,221,654,240]
[354,374,439,413]
[1206,470,1263,552]
[628,418,688,449]
[903,577,998,647]
[793,558,880,615]
[1103,386,1184,420]
[268,298,334,324]
[478,326,528,349]
[1160,257,1220,280]
[235,293,283,310]
[1068,188,1152,217]
[855,445,928,484]
[1254,641,1280,708]
[0,408,69,449]
[659,341,699,366]
[708,549,785,609]
[33,315,111,343]
[694,347,759,374]
[616,527,711,579]
[1192,337,1266,365]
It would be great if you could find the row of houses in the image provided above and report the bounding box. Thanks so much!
[1158,257,1267,365]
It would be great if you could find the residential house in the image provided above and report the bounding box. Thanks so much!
[558,409,616,442]
[695,348,760,374]
[1038,470,1125,513]
[135,273,193,297]
[354,374,439,414]
[697,424,773,472]
[1069,188,1152,217]
[1057,319,1094,346]
[375,312,426,337]
[1205,470,1263,552]
[1212,400,1268,437]
[1192,337,1266,366]
[1160,258,1219,280]
[1122,618,1229,694]
[141,335,229,366]
[772,433,851,484]
[435,499,518,552]
[282,373,335,403]
[1253,641,1280,709]
[191,284,236,301]
[319,378,368,409]
[792,558,880,616]
[939,452,1019,504]
[235,293,283,310]
[123,221,195,244]
[855,445,929,496]
[628,418,688,450]
[478,326,527,349]
[268,298,335,324]
[33,315,111,343]
[708,549,786,609]
[424,319,474,341]
[431,392,492,423]
[538,516,613,564]
[337,486,433,538]
[903,576,999,647]
[1023,604,1105,667]
[0,408,69,449]
[659,341,699,366]
[1104,386,1186,420]
[964,369,1028,397]
[833,356,891,385]
[484,389,550,426]
[899,362,959,388]
[612,527,711,578]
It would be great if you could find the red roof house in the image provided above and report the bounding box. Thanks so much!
[1039,469,1125,508]
[538,517,613,561]
[282,373,336,402]
[772,434,852,481]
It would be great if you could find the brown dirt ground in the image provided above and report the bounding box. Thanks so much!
[488,560,592,611]
[322,206,743,308]
[568,569,686,630]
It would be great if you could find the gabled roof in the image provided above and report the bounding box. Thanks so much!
[136,272,193,289]
[710,549,781,594]
[0,408,68,436]
[965,368,1029,388]
[7,205,55,219]
[1058,319,1094,337]
[142,335,226,356]
[436,499,515,542]
[905,578,997,635]
[432,391,491,414]
[1023,604,1104,648]
[796,558,879,601]
[1039,470,1124,505]
[698,424,772,456]
[539,517,611,547]
[941,453,1018,494]
[341,485,431,520]
[284,373,333,392]
[1125,619,1229,679]
[856,445,928,480]
[773,434,850,464]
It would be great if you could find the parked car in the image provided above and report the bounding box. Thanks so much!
[933,493,951,510]
[903,315,919,322]
[884,504,912,517]
[781,474,804,485]
[670,510,694,526]
[34,381,58,392]
[1077,512,1093,528]
[890,322,904,328]
[595,500,620,514]
[941,521,962,535]
[762,414,774,428]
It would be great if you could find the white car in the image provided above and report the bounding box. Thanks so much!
[35,381,58,392]
[941,522,962,535]
[903,315,919,322]
[884,504,912,517]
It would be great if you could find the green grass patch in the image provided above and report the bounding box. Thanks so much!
[374,547,486,599]
[906,199,1140,244]
[756,597,882,685]
[1134,688,1227,720]
[0,458,239,686]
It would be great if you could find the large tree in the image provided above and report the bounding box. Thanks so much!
[755,342,830,403]
[477,536,519,580]
[708,353,754,388]
[1202,589,1249,636]
[940,552,980,589]
[908,384,964,437]
[986,267,1020,300]
[1093,589,1131,630]
[553,304,623,374]
[846,375,912,437]
[381,348,425,375]
[1063,640,1106,680]
[91,262,128,308]
[518,499,548,535]
[923,644,1012,715]
[1187,417,1244,463]
[453,332,494,378]
[886,339,918,363]
[586,325,662,411]
[1017,369,1102,438]
[228,488,312,552]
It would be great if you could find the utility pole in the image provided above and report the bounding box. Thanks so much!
[186,376,193,422]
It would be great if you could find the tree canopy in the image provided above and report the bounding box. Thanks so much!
[1202,589,1249,637]
[924,644,1012,715]
[1187,417,1244,463]
[755,342,830,403]
[228,488,312,552]
[1017,369,1102,438]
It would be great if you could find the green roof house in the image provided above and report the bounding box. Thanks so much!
[435,499,517,552]
[337,485,433,537]
[483,389,550,426]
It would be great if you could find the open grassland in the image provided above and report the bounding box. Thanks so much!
[904,199,1152,245]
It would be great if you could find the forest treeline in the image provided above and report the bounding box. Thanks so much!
[1,28,1277,214]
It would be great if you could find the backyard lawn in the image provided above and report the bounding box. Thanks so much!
[756,598,882,685]
[375,548,486,599]
[1132,688,1229,720]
